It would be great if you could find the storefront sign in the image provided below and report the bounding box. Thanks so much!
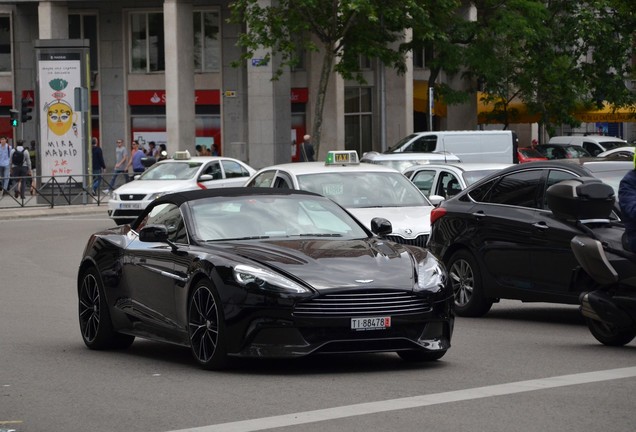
[128,90,220,106]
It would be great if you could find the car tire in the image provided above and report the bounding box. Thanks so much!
[447,249,493,317]
[188,281,228,370]
[78,267,135,350]
[398,350,447,362]
[585,318,636,347]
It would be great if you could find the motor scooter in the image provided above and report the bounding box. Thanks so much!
[546,177,636,346]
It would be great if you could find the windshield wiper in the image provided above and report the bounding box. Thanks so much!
[296,233,343,237]
[205,236,270,242]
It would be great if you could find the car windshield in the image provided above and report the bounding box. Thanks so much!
[602,141,629,150]
[189,195,368,241]
[385,134,418,152]
[297,171,430,208]
[138,161,203,180]
[519,148,545,158]
[565,146,591,158]
[462,169,502,186]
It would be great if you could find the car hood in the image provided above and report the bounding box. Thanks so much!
[347,206,432,238]
[216,238,418,291]
[114,180,197,195]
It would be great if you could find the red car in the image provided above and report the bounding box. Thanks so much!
[517,147,548,163]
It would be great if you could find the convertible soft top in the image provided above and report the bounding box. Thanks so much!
[153,186,321,207]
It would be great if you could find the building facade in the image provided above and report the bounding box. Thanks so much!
[0,0,632,173]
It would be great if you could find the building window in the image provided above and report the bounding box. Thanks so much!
[130,12,165,73]
[69,14,98,78]
[193,11,220,72]
[359,55,371,70]
[0,16,11,73]
[413,47,424,69]
[290,36,305,71]
[344,87,373,155]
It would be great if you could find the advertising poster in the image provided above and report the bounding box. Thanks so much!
[37,53,84,181]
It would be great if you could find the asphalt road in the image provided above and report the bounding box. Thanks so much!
[1,214,635,432]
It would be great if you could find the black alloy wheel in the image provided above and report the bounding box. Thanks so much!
[447,249,493,317]
[585,317,636,347]
[78,267,134,350]
[188,281,228,370]
[397,350,447,362]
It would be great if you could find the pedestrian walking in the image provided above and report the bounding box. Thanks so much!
[10,140,31,199]
[299,134,315,162]
[127,140,146,176]
[91,137,106,194]
[0,136,11,196]
[109,138,130,189]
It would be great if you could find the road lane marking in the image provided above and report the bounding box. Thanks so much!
[167,366,636,432]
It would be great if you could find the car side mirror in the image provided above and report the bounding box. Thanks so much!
[199,174,214,181]
[139,224,169,243]
[371,217,392,236]
[428,194,446,206]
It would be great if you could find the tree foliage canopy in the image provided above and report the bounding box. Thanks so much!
[230,0,636,146]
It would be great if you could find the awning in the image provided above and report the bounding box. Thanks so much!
[414,80,447,117]
[477,92,541,124]
[573,102,636,123]
[477,92,636,124]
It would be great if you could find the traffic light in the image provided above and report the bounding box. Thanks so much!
[20,98,32,123]
[9,109,18,127]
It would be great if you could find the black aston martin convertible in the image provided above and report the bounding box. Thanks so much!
[77,187,454,369]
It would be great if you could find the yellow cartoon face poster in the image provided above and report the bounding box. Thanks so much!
[38,58,84,180]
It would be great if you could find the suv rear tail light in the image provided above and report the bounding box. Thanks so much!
[430,207,447,225]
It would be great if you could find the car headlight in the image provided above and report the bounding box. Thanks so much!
[111,192,118,200]
[147,192,167,201]
[415,255,447,293]
[233,264,311,294]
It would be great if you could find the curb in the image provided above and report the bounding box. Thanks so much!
[0,204,107,220]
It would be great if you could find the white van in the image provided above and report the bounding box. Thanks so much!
[547,135,627,156]
[386,130,518,164]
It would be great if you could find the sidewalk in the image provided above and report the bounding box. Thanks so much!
[0,193,109,220]
[0,204,107,220]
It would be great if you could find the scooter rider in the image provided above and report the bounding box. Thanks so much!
[618,152,636,252]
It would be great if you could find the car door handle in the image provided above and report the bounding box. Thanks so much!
[472,211,485,218]
[532,222,549,230]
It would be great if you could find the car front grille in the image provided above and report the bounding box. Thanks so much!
[119,194,146,201]
[293,290,430,318]
[386,234,429,248]
[111,209,143,217]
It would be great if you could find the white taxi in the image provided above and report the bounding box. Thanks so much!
[108,151,256,224]
[244,150,434,247]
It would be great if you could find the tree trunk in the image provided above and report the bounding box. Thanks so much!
[311,47,336,158]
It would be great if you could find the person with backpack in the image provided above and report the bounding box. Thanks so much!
[0,136,11,196]
[10,140,31,199]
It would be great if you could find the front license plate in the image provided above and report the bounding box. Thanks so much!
[351,316,391,331]
[119,203,141,209]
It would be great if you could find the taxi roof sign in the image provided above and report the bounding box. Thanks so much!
[325,150,359,165]
[173,150,191,160]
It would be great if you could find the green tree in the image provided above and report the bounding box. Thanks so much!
[229,0,453,155]
[466,0,636,134]
[405,1,473,113]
